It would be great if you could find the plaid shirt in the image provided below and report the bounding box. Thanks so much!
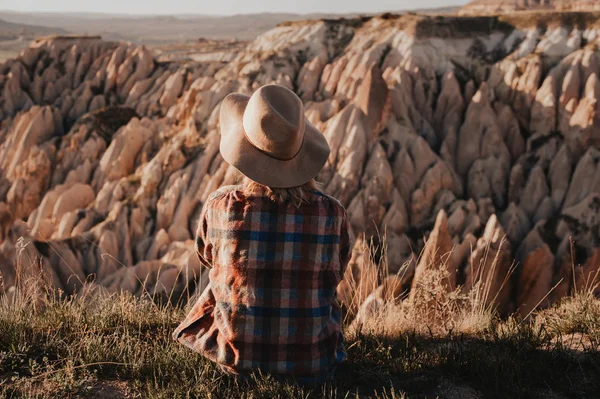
[173,185,352,377]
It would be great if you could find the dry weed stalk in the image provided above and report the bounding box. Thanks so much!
[2,234,202,318]
[3,226,599,345]
[351,233,516,338]
[340,230,411,326]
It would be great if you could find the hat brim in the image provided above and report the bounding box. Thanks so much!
[219,92,330,188]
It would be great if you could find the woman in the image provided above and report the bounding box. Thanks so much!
[173,84,352,386]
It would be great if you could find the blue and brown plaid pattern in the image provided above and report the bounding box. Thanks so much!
[173,185,352,378]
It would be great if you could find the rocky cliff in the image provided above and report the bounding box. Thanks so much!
[1,13,600,318]
[460,0,600,15]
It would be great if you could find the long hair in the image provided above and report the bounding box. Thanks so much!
[242,177,322,208]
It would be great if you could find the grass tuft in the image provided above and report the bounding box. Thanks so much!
[1,237,600,398]
[0,278,599,397]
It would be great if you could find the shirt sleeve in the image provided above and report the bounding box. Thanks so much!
[339,209,352,278]
[194,201,213,269]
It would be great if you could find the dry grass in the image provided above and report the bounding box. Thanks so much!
[340,234,398,324]
[1,238,600,398]
[356,271,495,339]
[346,232,511,338]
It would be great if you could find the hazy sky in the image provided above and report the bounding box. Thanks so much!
[1,0,469,16]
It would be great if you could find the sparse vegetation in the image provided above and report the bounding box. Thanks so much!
[1,247,599,399]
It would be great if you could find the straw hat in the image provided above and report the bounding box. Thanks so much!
[219,84,330,188]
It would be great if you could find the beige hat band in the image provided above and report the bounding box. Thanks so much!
[241,123,306,161]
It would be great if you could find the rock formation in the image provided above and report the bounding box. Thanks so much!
[1,12,600,321]
[460,0,600,15]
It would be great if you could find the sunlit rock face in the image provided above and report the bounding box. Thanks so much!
[459,0,600,15]
[1,12,600,320]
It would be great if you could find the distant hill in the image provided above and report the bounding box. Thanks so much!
[0,18,67,40]
[0,7,460,44]
[0,12,348,43]
[0,18,68,62]
[0,7,460,62]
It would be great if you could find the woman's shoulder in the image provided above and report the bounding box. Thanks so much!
[206,185,244,204]
[308,190,347,214]
[205,185,347,216]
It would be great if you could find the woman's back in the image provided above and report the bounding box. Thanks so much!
[174,185,351,376]
[174,84,351,384]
